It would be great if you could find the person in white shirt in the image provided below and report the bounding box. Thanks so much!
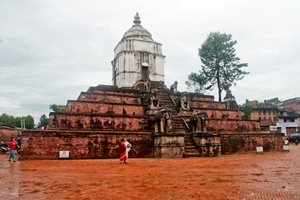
[124,138,132,159]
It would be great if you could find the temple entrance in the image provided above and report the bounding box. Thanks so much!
[141,62,149,81]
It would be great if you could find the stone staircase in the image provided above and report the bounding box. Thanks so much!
[183,133,201,157]
[150,81,201,157]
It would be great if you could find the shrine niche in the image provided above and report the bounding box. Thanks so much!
[189,112,208,133]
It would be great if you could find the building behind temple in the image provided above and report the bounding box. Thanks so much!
[20,13,285,160]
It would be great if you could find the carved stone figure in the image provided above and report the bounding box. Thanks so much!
[151,109,172,133]
[150,88,160,108]
[223,89,238,110]
[143,78,151,92]
[160,111,172,133]
[180,92,190,110]
[189,112,207,132]
[170,81,178,93]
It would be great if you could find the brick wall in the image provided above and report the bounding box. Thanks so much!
[193,109,243,120]
[207,119,260,133]
[20,130,153,160]
[50,114,148,131]
[221,133,284,154]
[0,126,21,142]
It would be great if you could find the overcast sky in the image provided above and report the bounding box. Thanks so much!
[0,0,300,123]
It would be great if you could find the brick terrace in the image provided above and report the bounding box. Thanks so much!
[1,145,300,200]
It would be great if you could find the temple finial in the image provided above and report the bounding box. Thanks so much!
[133,12,141,25]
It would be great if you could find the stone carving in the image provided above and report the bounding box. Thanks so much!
[150,88,160,109]
[180,92,190,110]
[143,78,151,92]
[223,89,238,110]
[170,81,178,93]
[160,110,172,133]
[189,112,208,132]
[151,109,172,134]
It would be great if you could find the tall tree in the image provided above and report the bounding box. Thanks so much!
[38,114,50,127]
[0,113,15,127]
[186,32,249,101]
[24,115,35,129]
[15,117,22,128]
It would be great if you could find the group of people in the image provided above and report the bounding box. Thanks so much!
[119,138,132,164]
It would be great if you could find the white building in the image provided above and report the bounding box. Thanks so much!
[112,13,165,88]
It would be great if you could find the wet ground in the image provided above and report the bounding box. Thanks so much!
[1,145,300,200]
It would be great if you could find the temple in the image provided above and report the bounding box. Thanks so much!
[112,13,165,87]
[20,13,284,160]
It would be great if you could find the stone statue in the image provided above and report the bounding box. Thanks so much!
[143,78,151,92]
[223,89,238,110]
[170,81,178,93]
[180,92,190,110]
[189,112,207,133]
[151,109,172,134]
[160,111,172,133]
[150,88,160,108]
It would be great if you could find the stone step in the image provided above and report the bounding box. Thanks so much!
[184,139,194,142]
[183,152,202,158]
[184,143,196,146]
[185,150,199,154]
[172,125,185,128]
[185,151,199,155]
[185,145,198,149]
[172,119,184,122]
[184,138,194,141]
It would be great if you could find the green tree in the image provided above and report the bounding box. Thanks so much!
[15,117,22,128]
[186,32,249,101]
[49,104,66,113]
[24,115,35,129]
[0,113,34,129]
[38,114,50,127]
[0,113,14,126]
[241,105,253,120]
[0,113,16,127]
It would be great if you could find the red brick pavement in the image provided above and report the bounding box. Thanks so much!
[1,145,300,200]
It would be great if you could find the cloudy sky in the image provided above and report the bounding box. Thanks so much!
[0,0,300,123]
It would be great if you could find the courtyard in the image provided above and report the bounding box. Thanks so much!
[1,145,300,200]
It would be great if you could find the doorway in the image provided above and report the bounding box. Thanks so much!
[141,62,149,81]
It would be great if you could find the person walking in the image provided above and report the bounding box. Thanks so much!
[119,138,127,164]
[8,137,18,162]
[124,138,132,160]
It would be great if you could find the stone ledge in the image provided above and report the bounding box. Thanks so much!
[78,91,143,98]
[154,144,185,147]
[22,130,153,136]
[221,132,284,136]
[191,107,242,112]
[68,100,146,106]
[153,133,185,137]
[206,118,259,122]
[49,112,147,118]
[87,85,141,93]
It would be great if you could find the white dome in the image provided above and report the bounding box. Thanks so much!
[122,13,153,41]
